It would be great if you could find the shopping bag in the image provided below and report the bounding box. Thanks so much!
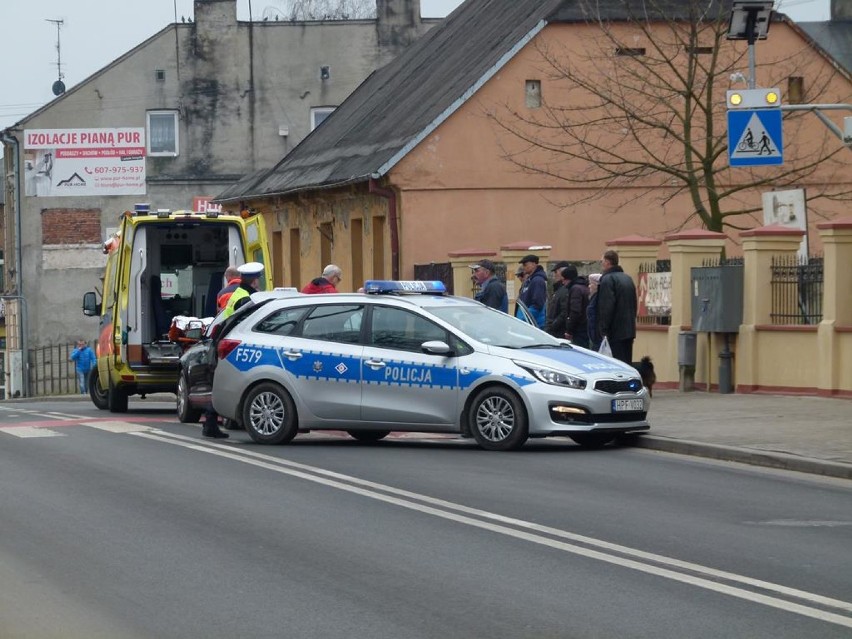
[598,336,613,357]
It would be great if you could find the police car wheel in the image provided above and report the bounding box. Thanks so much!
[569,433,615,449]
[89,368,108,410]
[242,382,298,445]
[177,373,202,423]
[347,429,391,443]
[468,387,528,451]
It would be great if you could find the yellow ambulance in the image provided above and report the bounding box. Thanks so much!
[82,204,271,412]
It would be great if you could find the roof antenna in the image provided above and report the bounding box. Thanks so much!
[46,18,65,96]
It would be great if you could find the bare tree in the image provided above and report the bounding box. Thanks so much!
[486,0,850,233]
[262,0,375,21]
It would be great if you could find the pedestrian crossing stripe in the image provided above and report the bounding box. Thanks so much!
[727,109,783,167]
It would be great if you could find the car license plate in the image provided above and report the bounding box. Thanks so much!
[612,398,644,412]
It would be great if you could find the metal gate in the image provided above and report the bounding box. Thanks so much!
[413,262,454,295]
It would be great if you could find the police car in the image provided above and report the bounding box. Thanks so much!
[208,281,650,451]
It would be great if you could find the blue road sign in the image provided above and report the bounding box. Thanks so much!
[727,109,783,167]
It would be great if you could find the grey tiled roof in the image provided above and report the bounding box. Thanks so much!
[216,0,567,201]
[217,0,811,202]
[797,19,852,75]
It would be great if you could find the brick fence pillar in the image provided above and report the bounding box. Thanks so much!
[737,225,806,391]
[816,217,852,395]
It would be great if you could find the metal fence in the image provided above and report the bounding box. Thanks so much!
[770,255,823,325]
[413,262,454,295]
[28,343,79,397]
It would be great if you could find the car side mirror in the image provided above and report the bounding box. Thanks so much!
[421,340,452,356]
[82,291,101,317]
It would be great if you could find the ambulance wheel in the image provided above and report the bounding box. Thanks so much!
[89,368,108,410]
[108,377,128,413]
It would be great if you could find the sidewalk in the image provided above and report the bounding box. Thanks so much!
[637,390,852,480]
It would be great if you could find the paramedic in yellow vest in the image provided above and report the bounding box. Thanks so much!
[223,262,264,318]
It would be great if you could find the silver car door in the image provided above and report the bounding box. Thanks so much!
[361,305,458,426]
[262,303,364,422]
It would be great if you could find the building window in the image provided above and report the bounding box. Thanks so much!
[147,110,179,156]
[525,80,542,108]
[788,76,804,105]
[311,107,336,131]
[615,47,646,56]
[155,69,166,81]
[685,46,714,55]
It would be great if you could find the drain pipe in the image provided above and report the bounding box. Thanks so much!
[0,131,30,396]
[368,178,400,280]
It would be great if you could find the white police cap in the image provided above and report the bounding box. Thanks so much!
[238,262,264,278]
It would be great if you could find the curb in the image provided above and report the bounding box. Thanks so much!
[632,435,852,481]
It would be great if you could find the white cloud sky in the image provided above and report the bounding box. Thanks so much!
[0,0,832,135]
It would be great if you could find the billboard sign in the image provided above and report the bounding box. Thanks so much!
[24,128,146,197]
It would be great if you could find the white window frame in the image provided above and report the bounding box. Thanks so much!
[146,110,179,157]
[310,106,336,131]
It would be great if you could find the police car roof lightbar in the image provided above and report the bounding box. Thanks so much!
[364,280,448,295]
[134,203,150,215]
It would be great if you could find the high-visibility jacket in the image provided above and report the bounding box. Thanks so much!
[223,285,254,318]
[216,278,241,312]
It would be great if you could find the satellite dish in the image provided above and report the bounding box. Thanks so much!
[52,80,66,96]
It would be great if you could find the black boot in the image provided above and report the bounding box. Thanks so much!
[202,416,229,439]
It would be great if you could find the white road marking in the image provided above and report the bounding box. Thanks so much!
[81,421,154,434]
[3,426,65,438]
[132,429,852,629]
[755,520,852,528]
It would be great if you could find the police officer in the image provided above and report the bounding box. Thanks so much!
[203,262,264,438]
[223,262,264,318]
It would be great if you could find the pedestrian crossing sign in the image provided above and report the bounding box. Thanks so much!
[728,109,783,166]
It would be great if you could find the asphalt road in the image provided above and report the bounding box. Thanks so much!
[1,398,851,639]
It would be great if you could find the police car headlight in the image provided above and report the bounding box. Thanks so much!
[514,362,587,390]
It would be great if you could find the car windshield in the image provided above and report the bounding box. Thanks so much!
[426,304,562,349]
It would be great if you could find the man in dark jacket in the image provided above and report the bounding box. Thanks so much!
[470,260,508,312]
[543,266,571,338]
[596,250,637,364]
[518,254,548,328]
[561,266,590,348]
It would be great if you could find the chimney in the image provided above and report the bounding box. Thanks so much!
[194,0,238,30]
[376,0,422,48]
[832,0,852,20]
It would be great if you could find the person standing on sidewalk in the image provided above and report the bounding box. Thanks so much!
[70,339,97,394]
[561,265,590,348]
[586,273,603,351]
[544,266,571,338]
[518,254,547,328]
[470,259,508,312]
[596,250,637,364]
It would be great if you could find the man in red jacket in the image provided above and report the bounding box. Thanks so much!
[215,265,242,312]
[302,264,342,294]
